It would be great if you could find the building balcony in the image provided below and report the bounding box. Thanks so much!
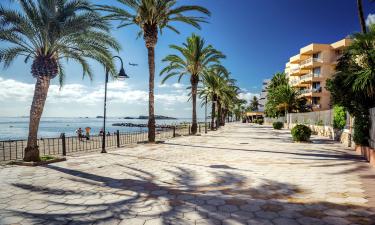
[300,73,313,83]
[300,57,323,69]
[299,87,322,96]
[289,67,310,76]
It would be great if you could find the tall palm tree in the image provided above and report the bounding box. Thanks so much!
[97,0,210,142]
[249,96,259,111]
[357,0,367,33]
[199,66,230,130]
[0,0,120,162]
[160,34,225,134]
[345,24,375,96]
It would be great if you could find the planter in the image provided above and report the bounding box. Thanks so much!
[9,157,66,167]
[355,145,375,167]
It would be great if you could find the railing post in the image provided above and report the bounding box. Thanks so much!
[61,133,66,156]
[116,130,120,148]
[199,124,201,133]
[188,125,191,135]
[205,122,208,134]
[173,126,176,138]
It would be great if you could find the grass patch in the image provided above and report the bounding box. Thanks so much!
[40,155,56,161]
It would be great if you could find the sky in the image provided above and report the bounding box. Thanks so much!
[0,0,374,118]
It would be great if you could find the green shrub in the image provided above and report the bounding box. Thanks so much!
[333,105,346,130]
[256,119,264,125]
[291,124,312,142]
[353,114,369,146]
[273,121,283,130]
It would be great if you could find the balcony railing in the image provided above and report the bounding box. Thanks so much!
[290,79,300,85]
[300,57,323,67]
[300,73,313,82]
[299,87,322,95]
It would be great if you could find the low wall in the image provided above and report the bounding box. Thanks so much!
[286,123,353,146]
[287,123,334,139]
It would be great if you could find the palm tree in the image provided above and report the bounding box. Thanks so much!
[249,96,259,111]
[0,0,120,162]
[344,24,375,96]
[97,0,210,142]
[357,0,367,33]
[160,34,225,134]
[199,66,227,130]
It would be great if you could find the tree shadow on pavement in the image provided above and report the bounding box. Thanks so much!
[4,164,375,225]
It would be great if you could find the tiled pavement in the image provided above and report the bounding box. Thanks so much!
[0,123,375,225]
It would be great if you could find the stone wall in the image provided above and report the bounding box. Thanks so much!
[286,123,354,147]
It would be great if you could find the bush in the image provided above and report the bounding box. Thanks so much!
[333,105,346,130]
[255,119,264,125]
[291,124,312,142]
[273,121,283,130]
[353,114,369,146]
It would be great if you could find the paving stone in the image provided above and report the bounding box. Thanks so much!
[0,123,374,224]
[322,216,350,225]
[272,217,299,225]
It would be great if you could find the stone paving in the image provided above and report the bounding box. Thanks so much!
[0,123,375,225]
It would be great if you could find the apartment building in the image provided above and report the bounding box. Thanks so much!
[259,79,271,112]
[285,38,352,111]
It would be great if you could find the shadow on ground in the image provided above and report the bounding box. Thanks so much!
[5,164,375,225]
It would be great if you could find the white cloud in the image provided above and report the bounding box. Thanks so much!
[0,77,188,107]
[158,82,186,89]
[366,14,375,27]
[238,92,259,103]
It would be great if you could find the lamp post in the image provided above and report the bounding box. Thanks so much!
[102,56,129,153]
[205,96,208,134]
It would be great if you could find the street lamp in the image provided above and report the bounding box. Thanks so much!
[102,56,129,153]
[205,96,208,134]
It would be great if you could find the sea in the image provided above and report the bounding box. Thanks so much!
[0,117,198,141]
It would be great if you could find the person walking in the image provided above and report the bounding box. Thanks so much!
[76,128,83,141]
[85,127,91,140]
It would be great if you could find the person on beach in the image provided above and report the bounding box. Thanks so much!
[99,129,104,136]
[85,127,91,140]
[76,128,83,141]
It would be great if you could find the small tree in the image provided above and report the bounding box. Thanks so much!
[333,105,347,130]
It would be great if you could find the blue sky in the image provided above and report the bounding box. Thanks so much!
[0,0,374,117]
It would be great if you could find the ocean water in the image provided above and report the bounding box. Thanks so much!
[0,117,195,141]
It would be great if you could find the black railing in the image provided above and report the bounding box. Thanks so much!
[0,123,212,163]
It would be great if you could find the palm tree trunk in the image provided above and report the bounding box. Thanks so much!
[24,76,51,162]
[191,75,199,134]
[357,0,367,34]
[147,46,156,143]
[211,96,216,130]
[217,101,222,128]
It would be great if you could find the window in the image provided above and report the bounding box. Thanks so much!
[312,82,321,91]
[313,52,321,59]
[313,67,321,77]
[312,97,320,105]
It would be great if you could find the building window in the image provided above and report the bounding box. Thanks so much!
[312,97,320,105]
[313,52,321,59]
[313,67,321,77]
[312,82,321,92]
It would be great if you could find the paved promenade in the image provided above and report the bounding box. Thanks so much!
[0,123,375,225]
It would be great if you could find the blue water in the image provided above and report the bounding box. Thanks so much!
[0,117,195,140]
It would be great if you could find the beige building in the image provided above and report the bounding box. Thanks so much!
[285,38,352,111]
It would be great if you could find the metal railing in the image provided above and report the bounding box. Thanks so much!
[0,123,212,163]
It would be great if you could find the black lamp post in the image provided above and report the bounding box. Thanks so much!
[205,96,208,134]
[102,56,129,153]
